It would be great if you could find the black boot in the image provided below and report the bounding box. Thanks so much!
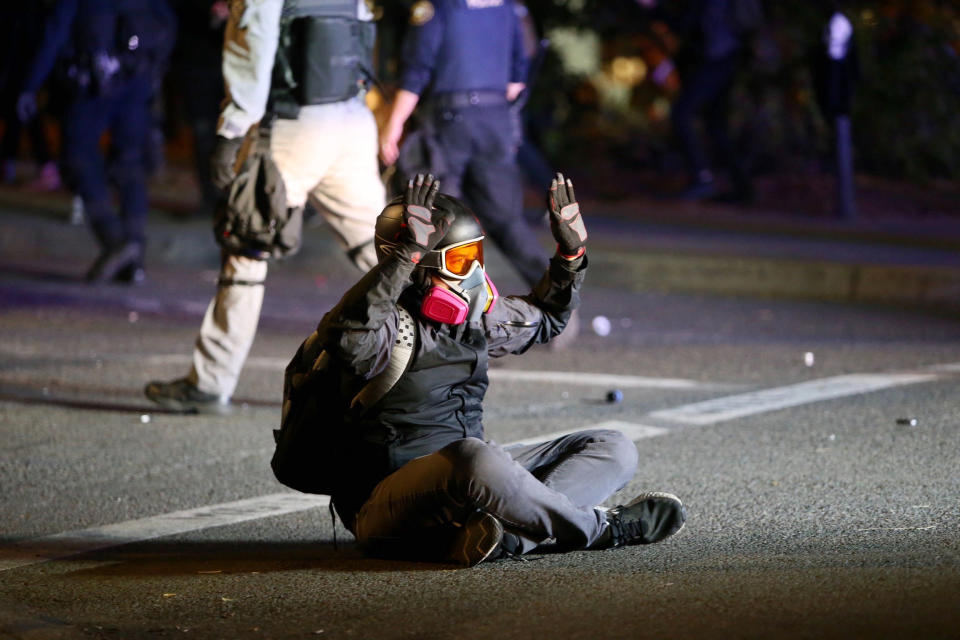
[144,377,232,414]
[85,241,142,284]
[115,260,146,285]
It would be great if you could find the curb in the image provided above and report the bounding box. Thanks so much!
[593,249,960,310]
[3,189,960,312]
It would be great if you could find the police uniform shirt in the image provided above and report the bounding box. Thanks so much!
[399,0,528,97]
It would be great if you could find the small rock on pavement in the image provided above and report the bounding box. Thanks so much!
[592,315,611,337]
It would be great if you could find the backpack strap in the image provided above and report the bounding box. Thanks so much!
[349,305,417,414]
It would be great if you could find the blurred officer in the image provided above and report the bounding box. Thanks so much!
[19,0,176,284]
[639,0,757,203]
[379,0,549,288]
[144,0,385,414]
[1,3,61,190]
[169,0,229,212]
[815,1,858,219]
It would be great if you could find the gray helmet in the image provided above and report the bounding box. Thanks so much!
[374,193,486,272]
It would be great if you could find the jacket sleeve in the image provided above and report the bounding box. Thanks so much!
[217,0,283,138]
[509,5,529,84]
[397,3,445,95]
[315,255,418,380]
[483,254,586,357]
[21,0,78,94]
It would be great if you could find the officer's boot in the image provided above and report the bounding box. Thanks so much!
[86,211,143,284]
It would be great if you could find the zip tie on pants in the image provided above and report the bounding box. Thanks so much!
[217,278,267,287]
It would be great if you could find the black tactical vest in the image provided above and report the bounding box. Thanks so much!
[270,0,377,118]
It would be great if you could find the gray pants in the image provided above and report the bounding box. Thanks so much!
[353,429,639,554]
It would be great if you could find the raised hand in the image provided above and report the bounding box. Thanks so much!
[399,174,452,263]
[547,172,587,259]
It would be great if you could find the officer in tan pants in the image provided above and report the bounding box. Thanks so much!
[146,0,384,413]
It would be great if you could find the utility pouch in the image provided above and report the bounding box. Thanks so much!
[213,129,302,260]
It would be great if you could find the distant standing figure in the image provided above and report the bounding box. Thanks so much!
[641,0,758,204]
[814,2,858,219]
[0,3,61,191]
[169,0,228,212]
[18,0,176,284]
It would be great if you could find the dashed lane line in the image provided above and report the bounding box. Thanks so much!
[503,421,669,448]
[649,372,939,426]
[487,370,723,390]
[0,492,330,572]
[4,365,953,571]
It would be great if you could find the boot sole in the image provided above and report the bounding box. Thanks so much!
[144,387,233,416]
[628,491,686,543]
[448,512,503,567]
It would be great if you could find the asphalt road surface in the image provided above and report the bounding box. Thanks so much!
[2,233,959,639]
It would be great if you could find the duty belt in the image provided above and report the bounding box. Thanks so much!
[430,90,508,109]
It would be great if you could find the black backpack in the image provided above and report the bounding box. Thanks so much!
[271,306,417,495]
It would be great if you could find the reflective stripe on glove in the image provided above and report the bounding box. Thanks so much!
[397,173,453,264]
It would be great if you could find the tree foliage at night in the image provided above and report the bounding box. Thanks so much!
[520,0,960,183]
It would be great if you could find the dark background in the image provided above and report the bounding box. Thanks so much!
[2,0,958,219]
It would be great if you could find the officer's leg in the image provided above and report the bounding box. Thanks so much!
[420,108,473,199]
[107,78,151,247]
[300,99,385,271]
[179,105,329,402]
[354,437,610,556]
[62,97,115,247]
[463,106,548,287]
[187,251,268,400]
[703,58,751,200]
[671,63,717,188]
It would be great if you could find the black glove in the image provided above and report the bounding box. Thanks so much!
[397,174,453,263]
[547,172,587,258]
[210,135,244,190]
[16,93,37,123]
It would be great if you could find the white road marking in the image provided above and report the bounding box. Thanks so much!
[0,493,331,572]
[0,422,663,572]
[649,372,938,425]
[927,362,960,373]
[488,369,720,389]
[505,421,669,447]
[4,364,949,571]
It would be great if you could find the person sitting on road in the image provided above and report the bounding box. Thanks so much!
[314,172,686,566]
